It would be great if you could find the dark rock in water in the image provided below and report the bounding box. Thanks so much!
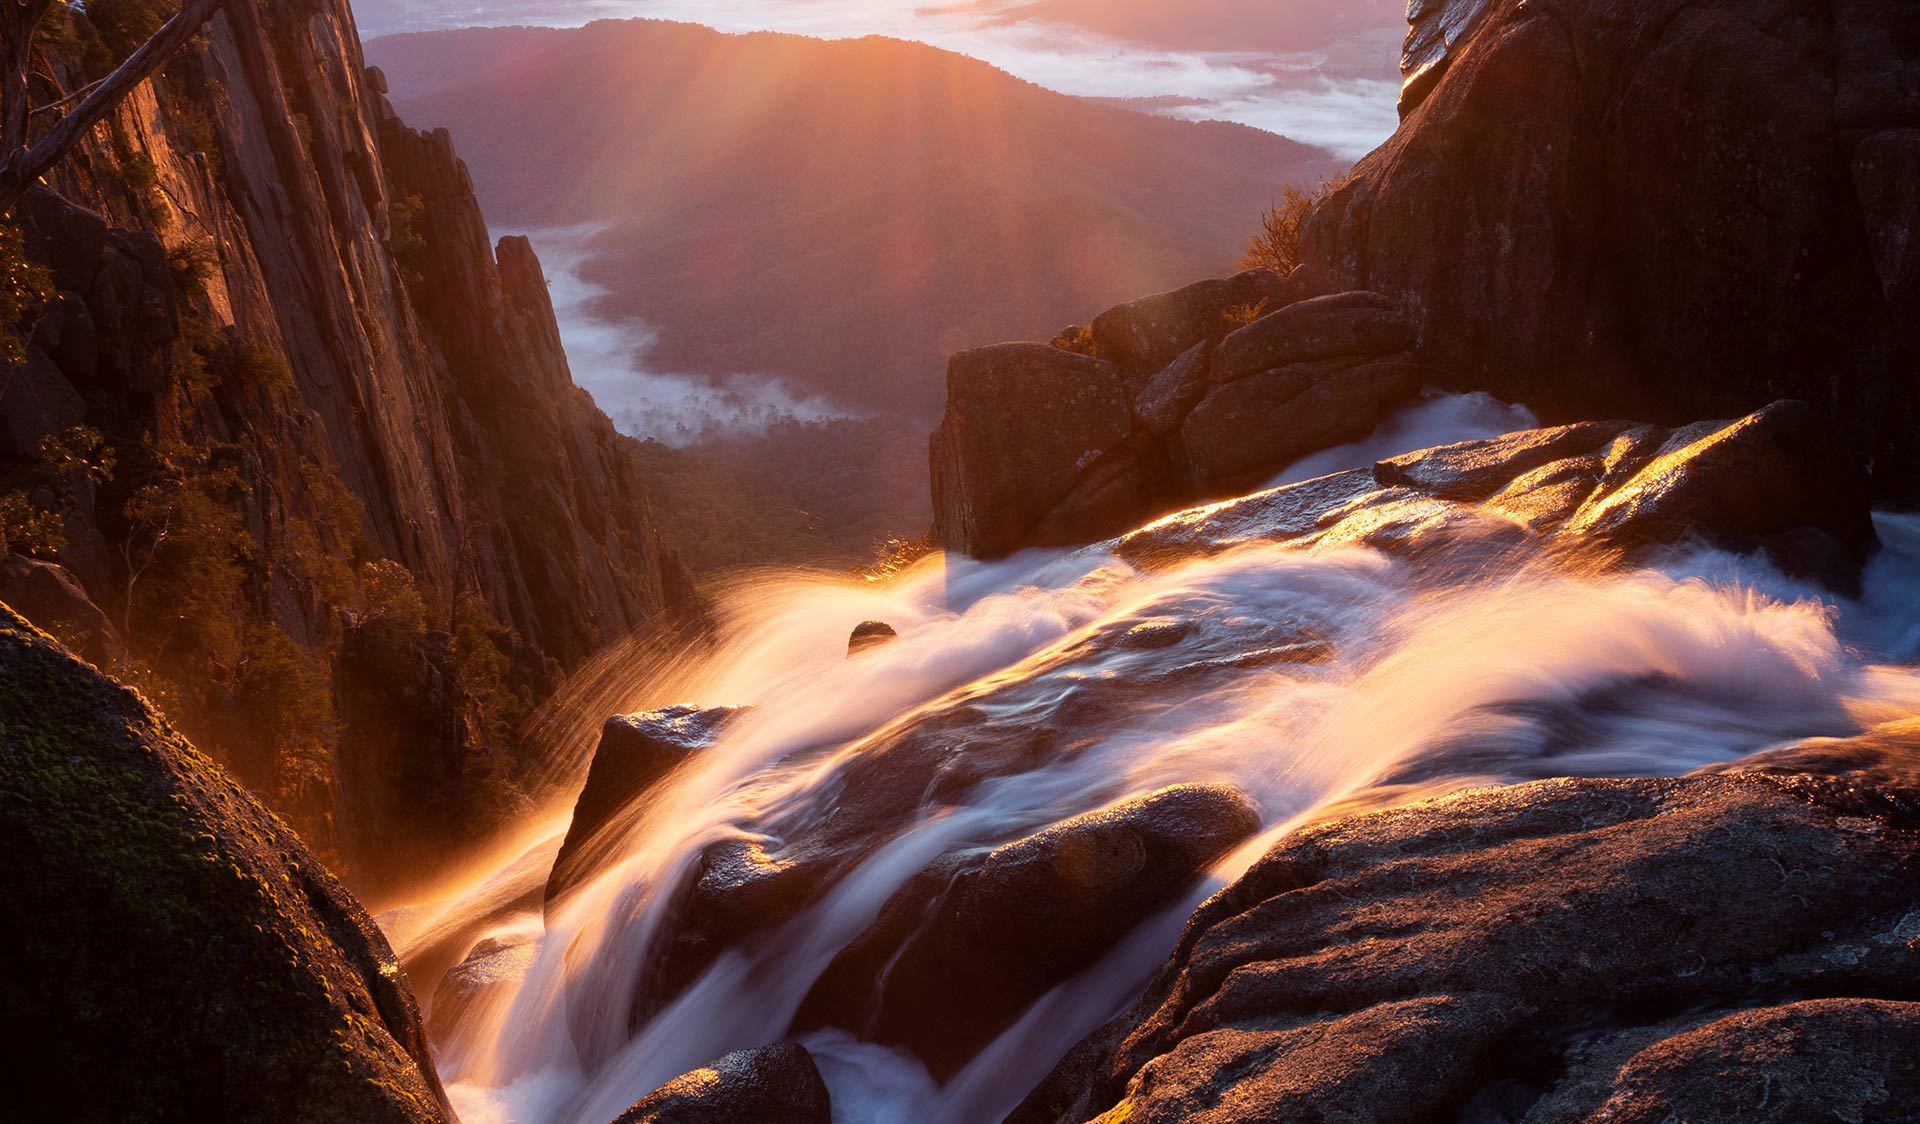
[547,705,747,912]
[1090,268,1315,383]
[1181,352,1422,494]
[796,784,1261,1079]
[610,1042,831,1124]
[0,554,123,666]
[1008,724,1920,1124]
[1303,0,1920,503]
[0,606,453,1123]
[847,620,898,655]
[430,934,537,1040]
[1208,291,1414,386]
[930,343,1139,558]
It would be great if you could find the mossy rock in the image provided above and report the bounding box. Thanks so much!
[0,603,451,1123]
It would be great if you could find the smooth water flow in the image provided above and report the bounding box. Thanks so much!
[386,401,1920,1124]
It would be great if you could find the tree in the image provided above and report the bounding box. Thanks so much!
[1239,183,1314,275]
[0,0,228,213]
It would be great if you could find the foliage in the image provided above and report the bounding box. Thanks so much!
[1222,299,1271,329]
[627,415,930,575]
[39,424,117,483]
[122,440,255,670]
[79,0,176,64]
[230,339,293,392]
[1239,174,1350,275]
[452,592,526,746]
[1239,183,1315,275]
[166,238,221,296]
[359,558,429,635]
[232,620,336,801]
[0,218,53,362]
[387,192,427,285]
[0,491,65,556]
[1052,324,1099,358]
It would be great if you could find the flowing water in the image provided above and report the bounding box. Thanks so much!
[384,399,1920,1124]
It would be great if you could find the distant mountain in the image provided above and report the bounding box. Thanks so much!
[366,21,1345,417]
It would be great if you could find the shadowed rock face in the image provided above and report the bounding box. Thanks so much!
[795,784,1261,1079]
[611,1042,831,1124]
[1304,0,1920,502]
[1008,725,1920,1124]
[0,606,452,1124]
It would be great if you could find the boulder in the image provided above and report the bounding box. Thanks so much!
[429,934,536,1039]
[796,784,1260,1079]
[1181,353,1422,493]
[930,343,1135,558]
[1208,291,1413,385]
[0,605,453,1123]
[1010,725,1920,1124]
[1090,268,1314,381]
[1303,0,1920,502]
[1132,341,1211,439]
[547,705,746,911]
[610,1042,831,1124]
[847,620,898,655]
[0,554,123,665]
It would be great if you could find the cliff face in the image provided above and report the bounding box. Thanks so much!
[1303,0,1920,500]
[0,2,695,883]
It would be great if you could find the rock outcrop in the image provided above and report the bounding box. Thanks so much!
[547,705,746,912]
[796,784,1260,1079]
[609,1042,832,1124]
[931,271,1426,557]
[1010,724,1920,1124]
[0,605,452,1123]
[0,1,699,875]
[1303,0,1920,502]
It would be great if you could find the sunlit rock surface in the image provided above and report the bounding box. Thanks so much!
[0,606,451,1123]
[1010,725,1920,1124]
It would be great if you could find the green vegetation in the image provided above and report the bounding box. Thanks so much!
[0,217,53,362]
[0,491,65,556]
[360,558,430,634]
[627,416,930,575]
[122,439,255,671]
[453,591,527,747]
[233,620,336,809]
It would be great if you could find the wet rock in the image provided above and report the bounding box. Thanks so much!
[611,1042,831,1124]
[930,343,1135,558]
[847,620,898,655]
[0,607,453,1123]
[430,934,537,1040]
[547,705,747,911]
[1208,291,1413,385]
[1182,352,1422,494]
[1090,268,1313,382]
[796,784,1261,1079]
[1009,725,1920,1124]
[0,554,124,666]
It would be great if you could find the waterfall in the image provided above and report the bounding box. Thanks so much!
[383,403,1920,1124]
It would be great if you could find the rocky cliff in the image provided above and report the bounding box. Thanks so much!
[1304,0,1920,500]
[0,1,697,886]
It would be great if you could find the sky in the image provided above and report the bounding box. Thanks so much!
[352,0,1406,159]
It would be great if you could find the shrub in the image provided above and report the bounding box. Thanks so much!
[1051,324,1099,358]
[453,592,527,746]
[0,218,53,362]
[0,491,65,557]
[166,238,221,296]
[359,559,429,635]
[1240,184,1316,275]
[232,340,294,392]
[123,443,255,669]
[232,621,336,799]
[39,425,116,484]
[1222,299,1271,329]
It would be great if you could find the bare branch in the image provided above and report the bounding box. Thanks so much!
[0,0,229,213]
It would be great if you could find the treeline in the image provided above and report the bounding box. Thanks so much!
[628,415,931,575]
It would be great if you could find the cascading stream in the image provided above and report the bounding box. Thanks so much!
[386,397,1920,1124]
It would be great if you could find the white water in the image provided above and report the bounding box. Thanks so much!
[387,407,1920,1124]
